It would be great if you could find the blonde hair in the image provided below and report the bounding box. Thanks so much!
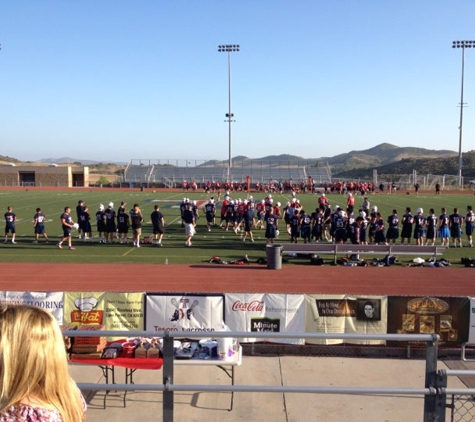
[0,305,85,422]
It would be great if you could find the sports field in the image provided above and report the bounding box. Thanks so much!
[0,187,474,267]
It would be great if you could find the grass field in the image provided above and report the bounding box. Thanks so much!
[0,188,474,267]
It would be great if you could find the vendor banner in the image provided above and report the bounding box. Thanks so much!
[0,291,64,324]
[146,294,224,335]
[224,293,305,344]
[64,292,145,335]
[469,298,475,344]
[305,295,388,345]
[388,296,469,346]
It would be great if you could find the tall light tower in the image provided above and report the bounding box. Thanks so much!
[218,44,240,180]
[452,40,474,187]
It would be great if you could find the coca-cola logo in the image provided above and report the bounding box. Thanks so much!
[231,300,264,312]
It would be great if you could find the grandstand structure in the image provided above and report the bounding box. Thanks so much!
[123,158,332,188]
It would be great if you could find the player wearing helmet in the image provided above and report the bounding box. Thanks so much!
[413,208,426,246]
[204,198,216,232]
[96,204,106,243]
[104,202,117,244]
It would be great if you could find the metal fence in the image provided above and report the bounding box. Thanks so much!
[65,329,471,422]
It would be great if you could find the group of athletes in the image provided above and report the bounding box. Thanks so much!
[179,191,475,248]
[307,193,475,248]
[4,191,474,249]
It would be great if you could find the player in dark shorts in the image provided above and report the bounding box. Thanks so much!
[400,207,414,244]
[76,200,85,239]
[117,207,130,244]
[372,212,388,245]
[425,208,438,246]
[413,208,426,246]
[33,207,49,244]
[466,205,475,248]
[241,205,255,243]
[449,207,463,247]
[96,204,107,243]
[386,209,399,245]
[104,202,117,243]
[80,205,93,242]
[289,210,300,243]
[151,204,165,246]
[204,198,216,232]
[4,206,17,244]
[57,206,76,250]
[299,210,311,244]
[311,208,324,243]
[265,206,279,244]
[333,210,348,244]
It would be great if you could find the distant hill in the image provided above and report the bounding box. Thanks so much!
[335,150,475,179]
[38,157,128,165]
[323,143,457,174]
[1,143,466,177]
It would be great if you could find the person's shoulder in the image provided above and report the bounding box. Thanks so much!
[0,404,62,422]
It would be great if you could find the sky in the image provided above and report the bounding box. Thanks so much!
[0,1,474,164]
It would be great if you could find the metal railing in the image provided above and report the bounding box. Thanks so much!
[64,329,458,421]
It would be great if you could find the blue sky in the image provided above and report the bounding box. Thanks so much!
[0,1,474,163]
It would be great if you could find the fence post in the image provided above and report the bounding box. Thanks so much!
[162,331,174,422]
[436,369,448,422]
[423,334,443,421]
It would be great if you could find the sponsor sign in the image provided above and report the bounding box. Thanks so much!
[146,294,224,335]
[64,292,145,340]
[225,293,305,344]
[388,296,469,346]
[305,295,388,345]
[0,291,64,324]
[469,298,475,344]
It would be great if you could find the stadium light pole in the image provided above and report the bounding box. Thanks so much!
[452,40,474,187]
[218,44,239,180]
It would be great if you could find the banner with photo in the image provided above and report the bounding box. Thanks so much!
[388,296,470,346]
[0,291,64,324]
[224,293,305,344]
[64,292,145,337]
[145,294,224,336]
[305,294,388,345]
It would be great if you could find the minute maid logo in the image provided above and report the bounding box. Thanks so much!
[251,317,281,332]
[70,297,104,325]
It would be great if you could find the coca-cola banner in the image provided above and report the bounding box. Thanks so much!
[388,296,469,347]
[145,294,224,336]
[224,293,305,344]
[305,295,388,345]
[64,292,145,340]
[1,291,64,324]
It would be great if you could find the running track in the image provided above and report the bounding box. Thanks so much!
[1,262,474,297]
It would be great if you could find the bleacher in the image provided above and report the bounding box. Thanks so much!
[123,159,332,188]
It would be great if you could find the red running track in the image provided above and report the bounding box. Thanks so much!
[1,263,474,297]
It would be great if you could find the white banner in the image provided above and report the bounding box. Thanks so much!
[305,294,388,345]
[469,298,475,343]
[1,291,64,324]
[224,293,305,344]
[146,294,224,336]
